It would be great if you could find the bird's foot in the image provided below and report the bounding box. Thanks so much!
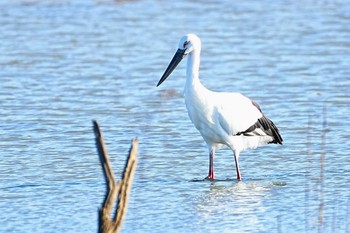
[204,175,214,181]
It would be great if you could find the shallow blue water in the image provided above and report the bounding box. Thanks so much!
[1,0,350,232]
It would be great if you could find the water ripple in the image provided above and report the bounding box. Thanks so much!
[1,0,350,232]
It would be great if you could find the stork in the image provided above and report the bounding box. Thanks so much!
[157,34,283,180]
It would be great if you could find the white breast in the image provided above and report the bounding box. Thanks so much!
[184,83,263,149]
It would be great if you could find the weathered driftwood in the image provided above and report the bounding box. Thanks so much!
[93,120,138,233]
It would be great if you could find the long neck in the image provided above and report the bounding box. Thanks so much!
[185,49,203,90]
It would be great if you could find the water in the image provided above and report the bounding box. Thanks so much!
[1,0,350,232]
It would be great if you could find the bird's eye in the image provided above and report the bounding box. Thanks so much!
[183,41,189,48]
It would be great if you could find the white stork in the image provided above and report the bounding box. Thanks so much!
[157,34,283,180]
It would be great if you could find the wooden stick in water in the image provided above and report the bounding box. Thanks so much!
[93,120,138,233]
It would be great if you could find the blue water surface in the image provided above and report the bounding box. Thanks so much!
[0,0,350,232]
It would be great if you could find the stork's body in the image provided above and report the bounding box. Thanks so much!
[157,34,283,180]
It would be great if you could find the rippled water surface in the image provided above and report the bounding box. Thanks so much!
[1,0,350,232]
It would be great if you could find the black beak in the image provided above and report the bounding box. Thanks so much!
[156,49,186,87]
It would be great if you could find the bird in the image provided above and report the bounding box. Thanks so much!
[156,34,283,180]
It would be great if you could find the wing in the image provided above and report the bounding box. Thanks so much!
[236,101,283,144]
[215,93,283,144]
[214,93,263,134]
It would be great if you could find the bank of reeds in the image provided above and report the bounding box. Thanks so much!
[303,104,350,233]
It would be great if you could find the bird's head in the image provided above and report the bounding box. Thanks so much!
[156,34,201,87]
[178,33,201,56]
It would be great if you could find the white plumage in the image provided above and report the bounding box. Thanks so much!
[157,34,282,180]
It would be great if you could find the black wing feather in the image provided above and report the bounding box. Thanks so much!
[236,101,283,144]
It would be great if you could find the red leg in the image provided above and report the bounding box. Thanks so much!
[234,151,242,181]
[206,148,215,180]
